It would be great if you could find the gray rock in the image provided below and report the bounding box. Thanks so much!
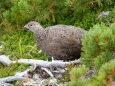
[23,82,38,86]
[98,11,111,18]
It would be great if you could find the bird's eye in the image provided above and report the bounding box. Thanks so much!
[30,24,32,26]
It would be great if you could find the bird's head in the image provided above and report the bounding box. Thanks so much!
[24,21,43,33]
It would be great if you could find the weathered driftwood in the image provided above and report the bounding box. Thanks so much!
[12,59,80,68]
[0,55,80,68]
[0,69,30,86]
[0,82,14,86]
[41,67,54,78]
[15,69,30,77]
[0,55,80,85]
[0,76,25,83]
[0,55,11,66]
[0,69,30,83]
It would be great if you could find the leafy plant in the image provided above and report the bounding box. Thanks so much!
[81,23,115,68]
[2,0,114,29]
[64,59,115,86]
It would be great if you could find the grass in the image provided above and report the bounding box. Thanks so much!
[0,27,50,78]
[0,63,30,78]
[0,29,50,60]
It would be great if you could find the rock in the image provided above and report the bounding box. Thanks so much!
[98,11,111,18]
[23,82,38,86]
[24,21,86,61]
[82,66,95,79]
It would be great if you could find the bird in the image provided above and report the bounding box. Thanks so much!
[24,21,86,61]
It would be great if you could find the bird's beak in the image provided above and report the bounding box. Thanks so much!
[24,25,29,32]
[24,25,29,29]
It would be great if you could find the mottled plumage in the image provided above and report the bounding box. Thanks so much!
[24,21,86,61]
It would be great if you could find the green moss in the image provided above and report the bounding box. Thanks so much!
[0,63,29,78]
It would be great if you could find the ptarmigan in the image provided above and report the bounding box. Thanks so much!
[24,21,86,61]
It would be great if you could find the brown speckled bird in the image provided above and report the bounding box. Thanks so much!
[24,21,86,61]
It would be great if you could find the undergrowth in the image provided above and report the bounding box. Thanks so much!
[64,22,115,86]
[64,59,115,86]
[0,29,50,60]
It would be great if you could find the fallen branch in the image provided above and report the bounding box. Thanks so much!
[0,69,31,86]
[0,55,80,68]
[12,59,80,68]
[41,67,54,78]
[0,76,25,83]
[0,82,14,86]
[15,69,30,77]
[0,55,80,86]
[0,69,31,83]
[0,55,11,66]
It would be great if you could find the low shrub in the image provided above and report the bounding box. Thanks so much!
[64,59,115,86]
[81,23,115,68]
